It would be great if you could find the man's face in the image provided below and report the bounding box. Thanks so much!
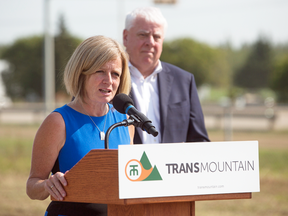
[123,17,164,76]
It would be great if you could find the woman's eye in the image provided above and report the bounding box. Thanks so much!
[113,72,120,77]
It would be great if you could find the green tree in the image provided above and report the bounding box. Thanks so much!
[234,37,273,89]
[219,42,251,80]
[0,44,7,57]
[1,15,82,101]
[161,38,231,87]
[54,15,82,94]
[270,56,288,102]
[1,36,44,101]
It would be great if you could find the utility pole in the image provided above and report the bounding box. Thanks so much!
[44,0,55,115]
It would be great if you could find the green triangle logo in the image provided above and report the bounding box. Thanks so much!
[140,151,152,170]
[139,152,162,181]
[143,165,162,181]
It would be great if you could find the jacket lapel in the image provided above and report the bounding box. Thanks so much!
[158,63,174,140]
[129,89,143,144]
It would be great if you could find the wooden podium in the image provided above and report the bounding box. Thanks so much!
[54,149,251,216]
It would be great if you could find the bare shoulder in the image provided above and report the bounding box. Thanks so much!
[34,111,66,150]
[41,112,65,127]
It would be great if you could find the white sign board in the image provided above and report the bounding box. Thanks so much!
[118,141,260,199]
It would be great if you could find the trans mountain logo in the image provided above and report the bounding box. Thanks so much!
[125,151,162,181]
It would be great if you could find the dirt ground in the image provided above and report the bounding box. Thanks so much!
[0,125,287,216]
[208,130,288,150]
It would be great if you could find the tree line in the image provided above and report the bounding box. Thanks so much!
[1,16,288,103]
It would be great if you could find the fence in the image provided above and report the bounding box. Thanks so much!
[1,103,288,131]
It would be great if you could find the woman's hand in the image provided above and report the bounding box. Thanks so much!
[44,171,68,201]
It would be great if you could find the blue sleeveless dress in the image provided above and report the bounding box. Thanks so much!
[45,103,130,216]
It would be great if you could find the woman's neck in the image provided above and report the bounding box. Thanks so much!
[70,98,108,117]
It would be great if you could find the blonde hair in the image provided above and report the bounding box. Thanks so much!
[64,35,131,100]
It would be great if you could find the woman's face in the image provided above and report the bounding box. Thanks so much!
[83,57,122,104]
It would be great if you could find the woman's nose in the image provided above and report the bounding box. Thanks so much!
[103,73,112,84]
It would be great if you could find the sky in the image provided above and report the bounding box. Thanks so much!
[0,0,288,48]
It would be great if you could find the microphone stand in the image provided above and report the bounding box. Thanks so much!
[104,115,140,149]
[104,114,158,149]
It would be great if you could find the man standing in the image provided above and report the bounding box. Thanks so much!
[123,7,209,144]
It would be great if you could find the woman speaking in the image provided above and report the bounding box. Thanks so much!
[26,35,134,216]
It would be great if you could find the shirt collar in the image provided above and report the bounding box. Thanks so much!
[129,61,163,80]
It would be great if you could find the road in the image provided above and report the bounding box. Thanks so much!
[0,103,288,131]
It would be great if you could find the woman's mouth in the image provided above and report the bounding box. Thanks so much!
[100,89,111,93]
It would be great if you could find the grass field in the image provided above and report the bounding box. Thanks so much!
[0,124,287,216]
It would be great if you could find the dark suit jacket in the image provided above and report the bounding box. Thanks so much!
[131,62,210,144]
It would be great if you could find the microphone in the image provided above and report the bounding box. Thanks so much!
[113,93,158,137]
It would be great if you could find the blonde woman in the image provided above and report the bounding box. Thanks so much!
[26,35,134,216]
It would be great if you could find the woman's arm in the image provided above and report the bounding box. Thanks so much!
[128,125,135,145]
[127,113,135,145]
[26,112,67,201]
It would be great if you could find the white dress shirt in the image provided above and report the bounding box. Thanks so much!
[129,61,162,144]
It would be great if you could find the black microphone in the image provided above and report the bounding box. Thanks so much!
[113,93,158,137]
